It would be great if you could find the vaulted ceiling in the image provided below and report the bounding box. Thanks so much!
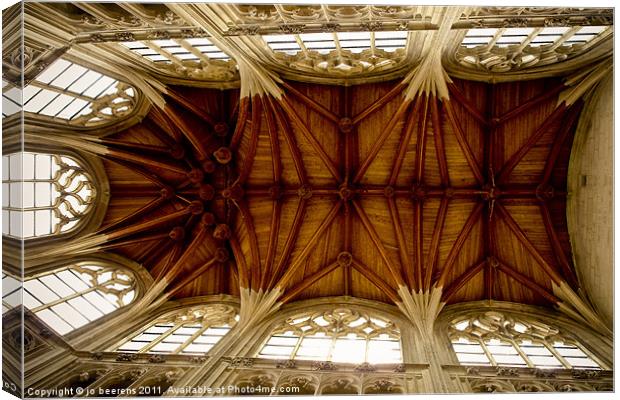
[7,4,612,332]
[98,75,581,308]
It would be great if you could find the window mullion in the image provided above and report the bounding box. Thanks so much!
[27,80,94,102]
[29,285,96,313]
[139,323,182,353]
[290,333,305,360]
[174,323,210,354]
[480,339,497,366]
[545,342,571,369]
[510,339,534,368]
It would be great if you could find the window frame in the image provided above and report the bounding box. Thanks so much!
[2,144,110,251]
[114,303,239,356]
[256,306,404,365]
[439,307,610,371]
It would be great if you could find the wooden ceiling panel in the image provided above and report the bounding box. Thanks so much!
[442,115,479,187]
[96,76,583,309]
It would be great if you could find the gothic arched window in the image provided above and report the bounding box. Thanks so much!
[18,58,136,126]
[449,311,602,370]
[2,152,95,239]
[23,263,137,335]
[258,307,402,364]
[116,304,238,355]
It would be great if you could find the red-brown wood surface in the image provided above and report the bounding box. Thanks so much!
[98,78,579,307]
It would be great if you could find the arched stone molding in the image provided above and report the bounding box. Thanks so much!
[319,375,361,395]
[362,375,406,394]
[125,367,186,396]
[276,373,319,395]
[435,301,612,369]
[85,366,148,397]
[55,367,112,395]
[231,370,278,396]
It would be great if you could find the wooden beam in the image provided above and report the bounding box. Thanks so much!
[230,236,250,289]
[98,232,169,252]
[443,100,484,185]
[269,96,309,185]
[539,202,579,288]
[230,97,250,150]
[431,95,450,186]
[167,257,220,298]
[264,95,282,183]
[278,97,342,182]
[352,199,406,287]
[98,195,166,234]
[352,83,406,125]
[387,197,413,289]
[163,102,210,160]
[267,198,308,289]
[497,81,566,125]
[275,200,342,289]
[105,148,186,175]
[152,243,184,283]
[166,87,217,126]
[495,203,563,285]
[280,260,341,303]
[233,200,262,290]
[496,260,561,304]
[142,239,173,267]
[389,101,417,185]
[497,103,568,183]
[159,227,209,282]
[343,202,352,296]
[147,107,182,144]
[97,139,174,155]
[261,199,282,290]
[541,100,583,186]
[236,96,262,184]
[425,197,449,291]
[281,81,340,124]
[448,82,488,126]
[436,202,484,288]
[414,94,430,183]
[107,158,168,189]
[351,259,400,304]
[413,200,424,292]
[442,259,486,303]
[354,97,414,184]
[107,206,191,241]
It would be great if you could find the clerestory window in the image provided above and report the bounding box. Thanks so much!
[259,307,402,364]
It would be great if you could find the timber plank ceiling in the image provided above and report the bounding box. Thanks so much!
[99,76,580,308]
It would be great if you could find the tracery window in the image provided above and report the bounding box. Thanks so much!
[21,58,136,126]
[449,311,601,370]
[116,304,238,355]
[258,307,402,364]
[2,79,21,118]
[262,31,407,73]
[2,273,21,314]
[457,25,611,72]
[121,38,231,63]
[22,263,137,335]
[2,152,96,239]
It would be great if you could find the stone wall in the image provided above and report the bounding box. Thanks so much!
[567,73,614,327]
